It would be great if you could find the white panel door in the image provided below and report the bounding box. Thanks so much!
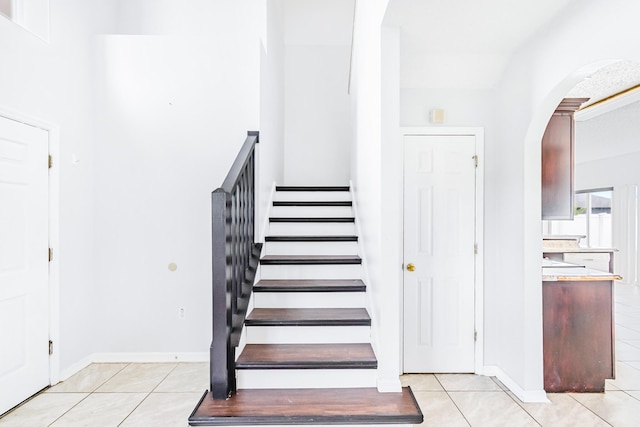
[0,116,49,414]
[403,135,476,372]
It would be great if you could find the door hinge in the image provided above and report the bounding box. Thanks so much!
[48,154,53,169]
[48,247,53,262]
[474,331,478,342]
[472,155,478,168]
[474,243,478,255]
[49,340,53,355]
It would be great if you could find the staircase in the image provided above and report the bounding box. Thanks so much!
[190,185,422,426]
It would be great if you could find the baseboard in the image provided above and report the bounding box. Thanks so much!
[482,365,549,403]
[58,355,94,382]
[91,352,209,363]
[377,376,402,393]
[57,352,208,384]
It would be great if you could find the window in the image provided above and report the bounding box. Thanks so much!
[543,188,613,248]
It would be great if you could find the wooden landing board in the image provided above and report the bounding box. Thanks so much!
[189,387,423,426]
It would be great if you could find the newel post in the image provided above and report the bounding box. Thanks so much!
[210,189,235,399]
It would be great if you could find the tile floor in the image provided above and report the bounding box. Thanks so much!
[1,283,639,426]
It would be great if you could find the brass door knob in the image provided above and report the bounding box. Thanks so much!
[406,263,416,272]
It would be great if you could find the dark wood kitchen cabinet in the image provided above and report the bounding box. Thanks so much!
[543,279,615,392]
[541,98,589,220]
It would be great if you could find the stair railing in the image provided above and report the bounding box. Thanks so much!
[210,131,262,399]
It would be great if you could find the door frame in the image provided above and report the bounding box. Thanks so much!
[0,106,60,385]
[400,127,484,374]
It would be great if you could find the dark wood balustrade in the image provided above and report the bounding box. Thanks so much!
[210,131,261,399]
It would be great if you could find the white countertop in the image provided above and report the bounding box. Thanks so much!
[542,266,622,282]
[542,247,617,253]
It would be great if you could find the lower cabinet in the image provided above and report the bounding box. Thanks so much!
[543,280,614,392]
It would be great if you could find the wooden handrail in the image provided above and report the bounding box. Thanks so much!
[210,131,262,399]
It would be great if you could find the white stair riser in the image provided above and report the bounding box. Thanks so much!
[260,264,362,280]
[246,325,371,344]
[253,292,366,308]
[271,206,353,218]
[265,241,358,256]
[237,369,377,389]
[274,191,351,202]
[268,222,356,236]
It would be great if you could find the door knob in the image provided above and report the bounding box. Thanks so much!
[406,263,416,272]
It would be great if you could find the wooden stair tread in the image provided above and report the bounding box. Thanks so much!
[246,308,371,326]
[270,217,355,223]
[261,255,362,265]
[189,387,423,425]
[266,235,358,242]
[254,279,366,292]
[236,344,377,369]
[276,186,350,192]
[273,201,352,207]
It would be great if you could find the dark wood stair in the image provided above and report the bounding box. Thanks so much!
[265,235,358,242]
[261,255,361,265]
[190,387,423,426]
[269,217,355,223]
[253,279,366,293]
[191,185,424,426]
[245,308,371,326]
[273,201,352,207]
[236,343,377,370]
[276,186,350,192]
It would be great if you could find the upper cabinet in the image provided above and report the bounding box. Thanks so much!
[541,98,589,220]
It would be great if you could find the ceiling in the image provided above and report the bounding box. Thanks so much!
[383,0,576,89]
[282,0,640,104]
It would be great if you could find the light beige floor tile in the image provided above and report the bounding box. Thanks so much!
[119,392,201,427]
[449,391,538,427]
[608,362,640,391]
[155,363,208,392]
[571,390,640,427]
[0,393,87,426]
[625,339,640,349]
[491,377,509,391]
[605,380,621,391]
[519,393,609,427]
[435,374,502,392]
[615,325,640,340]
[626,361,640,370]
[628,390,640,400]
[616,341,640,361]
[95,363,177,393]
[401,374,444,391]
[49,393,147,427]
[48,363,128,393]
[412,391,469,427]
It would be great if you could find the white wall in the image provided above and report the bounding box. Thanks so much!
[283,45,352,185]
[258,0,285,236]
[485,0,640,399]
[0,0,118,373]
[91,1,265,355]
[351,0,401,391]
[280,0,353,186]
[400,88,496,128]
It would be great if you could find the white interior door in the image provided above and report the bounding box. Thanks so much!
[403,134,476,373]
[0,115,49,414]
